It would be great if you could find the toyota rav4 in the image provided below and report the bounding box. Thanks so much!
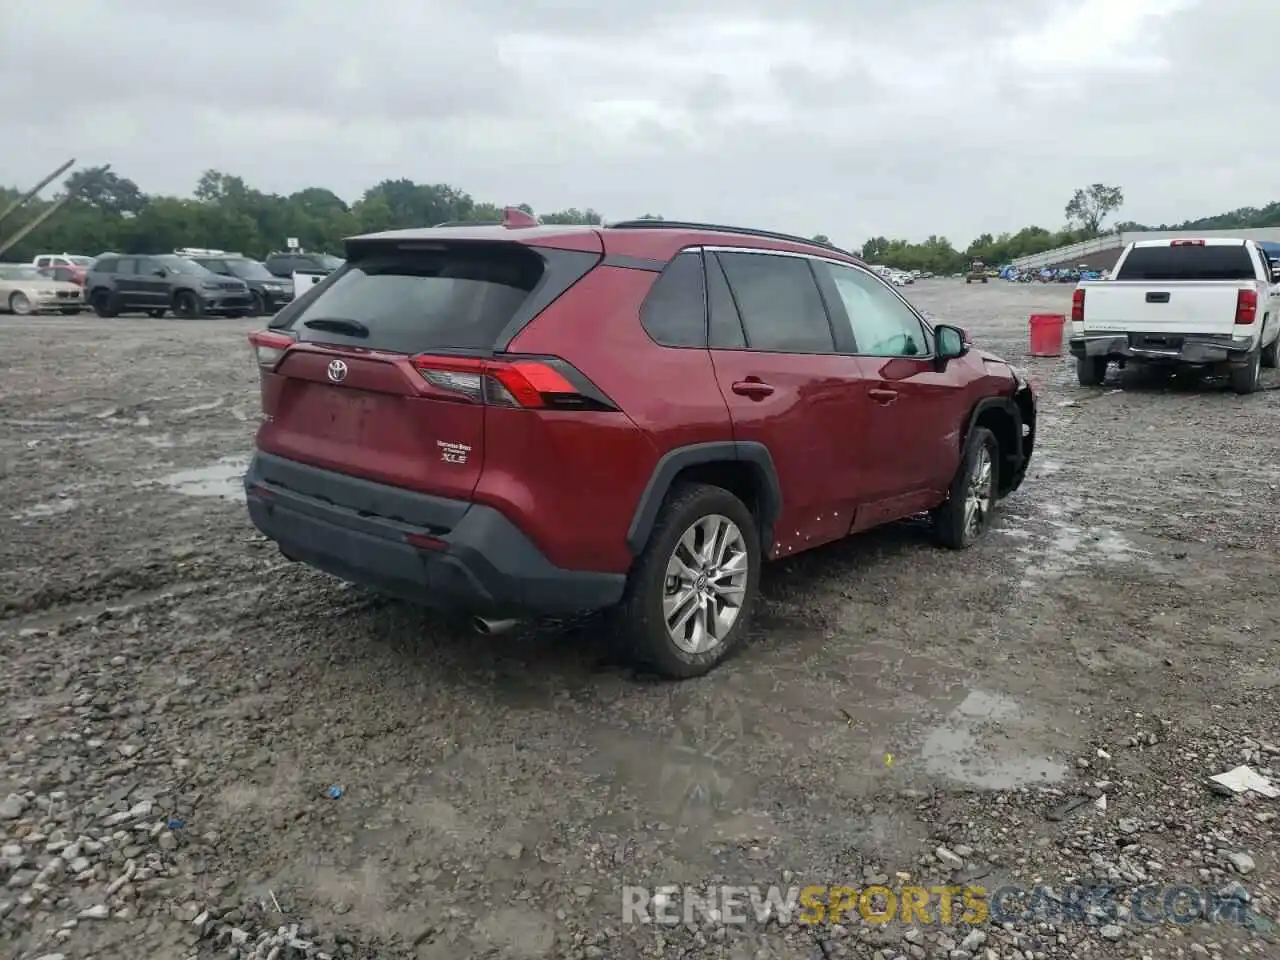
[244,210,1036,678]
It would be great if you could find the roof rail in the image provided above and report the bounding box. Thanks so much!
[607,219,852,255]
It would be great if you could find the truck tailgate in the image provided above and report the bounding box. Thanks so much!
[1079,281,1245,336]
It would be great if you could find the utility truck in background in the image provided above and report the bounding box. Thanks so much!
[1068,238,1280,394]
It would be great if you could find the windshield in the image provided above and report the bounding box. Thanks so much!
[226,259,274,280]
[156,255,212,277]
[319,254,345,270]
[0,265,43,280]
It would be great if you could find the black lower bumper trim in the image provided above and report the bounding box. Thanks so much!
[244,453,626,616]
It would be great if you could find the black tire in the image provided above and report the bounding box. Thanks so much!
[250,292,266,317]
[90,289,118,318]
[227,311,247,319]
[614,483,760,680]
[172,290,203,319]
[146,309,166,319]
[932,426,999,550]
[1076,356,1107,387]
[1229,349,1261,395]
[1262,333,1278,369]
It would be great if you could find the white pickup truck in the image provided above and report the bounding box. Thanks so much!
[1068,238,1280,394]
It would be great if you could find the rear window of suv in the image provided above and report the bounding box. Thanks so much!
[1116,244,1258,281]
[280,243,546,353]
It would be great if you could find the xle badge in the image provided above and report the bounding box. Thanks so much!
[437,440,471,465]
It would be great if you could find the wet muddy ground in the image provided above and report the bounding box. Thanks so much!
[1,281,1277,960]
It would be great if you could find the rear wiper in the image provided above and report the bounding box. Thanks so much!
[303,317,370,337]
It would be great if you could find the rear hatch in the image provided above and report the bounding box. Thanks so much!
[254,237,600,498]
[1081,242,1257,336]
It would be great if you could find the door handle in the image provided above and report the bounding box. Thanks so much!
[868,388,898,404]
[731,380,774,399]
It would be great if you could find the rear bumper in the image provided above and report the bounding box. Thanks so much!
[1068,333,1256,366]
[244,452,626,617]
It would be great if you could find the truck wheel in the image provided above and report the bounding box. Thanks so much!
[1076,356,1107,387]
[1229,350,1261,395]
[933,426,999,550]
[1262,335,1279,369]
[614,483,759,680]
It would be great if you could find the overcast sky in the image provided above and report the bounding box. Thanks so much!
[1,0,1274,249]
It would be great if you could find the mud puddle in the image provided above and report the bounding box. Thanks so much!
[143,454,250,500]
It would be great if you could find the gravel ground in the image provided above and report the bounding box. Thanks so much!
[1,279,1277,960]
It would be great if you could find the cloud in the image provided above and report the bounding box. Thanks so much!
[0,0,1271,248]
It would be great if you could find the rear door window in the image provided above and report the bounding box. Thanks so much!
[1116,244,1258,281]
[283,243,546,353]
[640,251,706,347]
[714,251,835,353]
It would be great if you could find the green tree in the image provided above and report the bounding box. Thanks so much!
[1065,183,1124,235]
[63,166,146,217]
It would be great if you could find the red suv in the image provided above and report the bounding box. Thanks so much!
[245,210,1036,678]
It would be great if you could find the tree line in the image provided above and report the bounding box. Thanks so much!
[2,168,1275,275]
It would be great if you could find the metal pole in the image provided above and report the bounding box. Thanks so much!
[0,158,76,232]
[0,195,76,260]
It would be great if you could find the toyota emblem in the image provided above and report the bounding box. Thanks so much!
[327,359,348,383]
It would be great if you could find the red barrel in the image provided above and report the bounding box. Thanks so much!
[1028,314,1065,357]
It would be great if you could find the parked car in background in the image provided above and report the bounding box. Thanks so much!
[1070,238,1280,394]
[243,212,1036,679]
[32,253,94,286]
[263,251,344,279]
[0,262,84,315]
[180,248,294,316]
[85,253,252,318]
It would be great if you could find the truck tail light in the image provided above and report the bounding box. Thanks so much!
[1235,289,1258,326]
[1071,289,1085,323]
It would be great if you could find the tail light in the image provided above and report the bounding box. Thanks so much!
[409,354,617,411]
[248,329,296,369]
[1235,289,1258,325]
[1071,289,1085,323]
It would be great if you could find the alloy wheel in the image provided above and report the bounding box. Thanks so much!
[662,514,749,654]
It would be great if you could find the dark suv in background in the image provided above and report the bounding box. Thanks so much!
[184,251,295,316]
[244,211,1036,679]
[85,254,252,318]
[263,251,344,279]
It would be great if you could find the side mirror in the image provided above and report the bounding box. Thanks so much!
[935,324,969,365]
